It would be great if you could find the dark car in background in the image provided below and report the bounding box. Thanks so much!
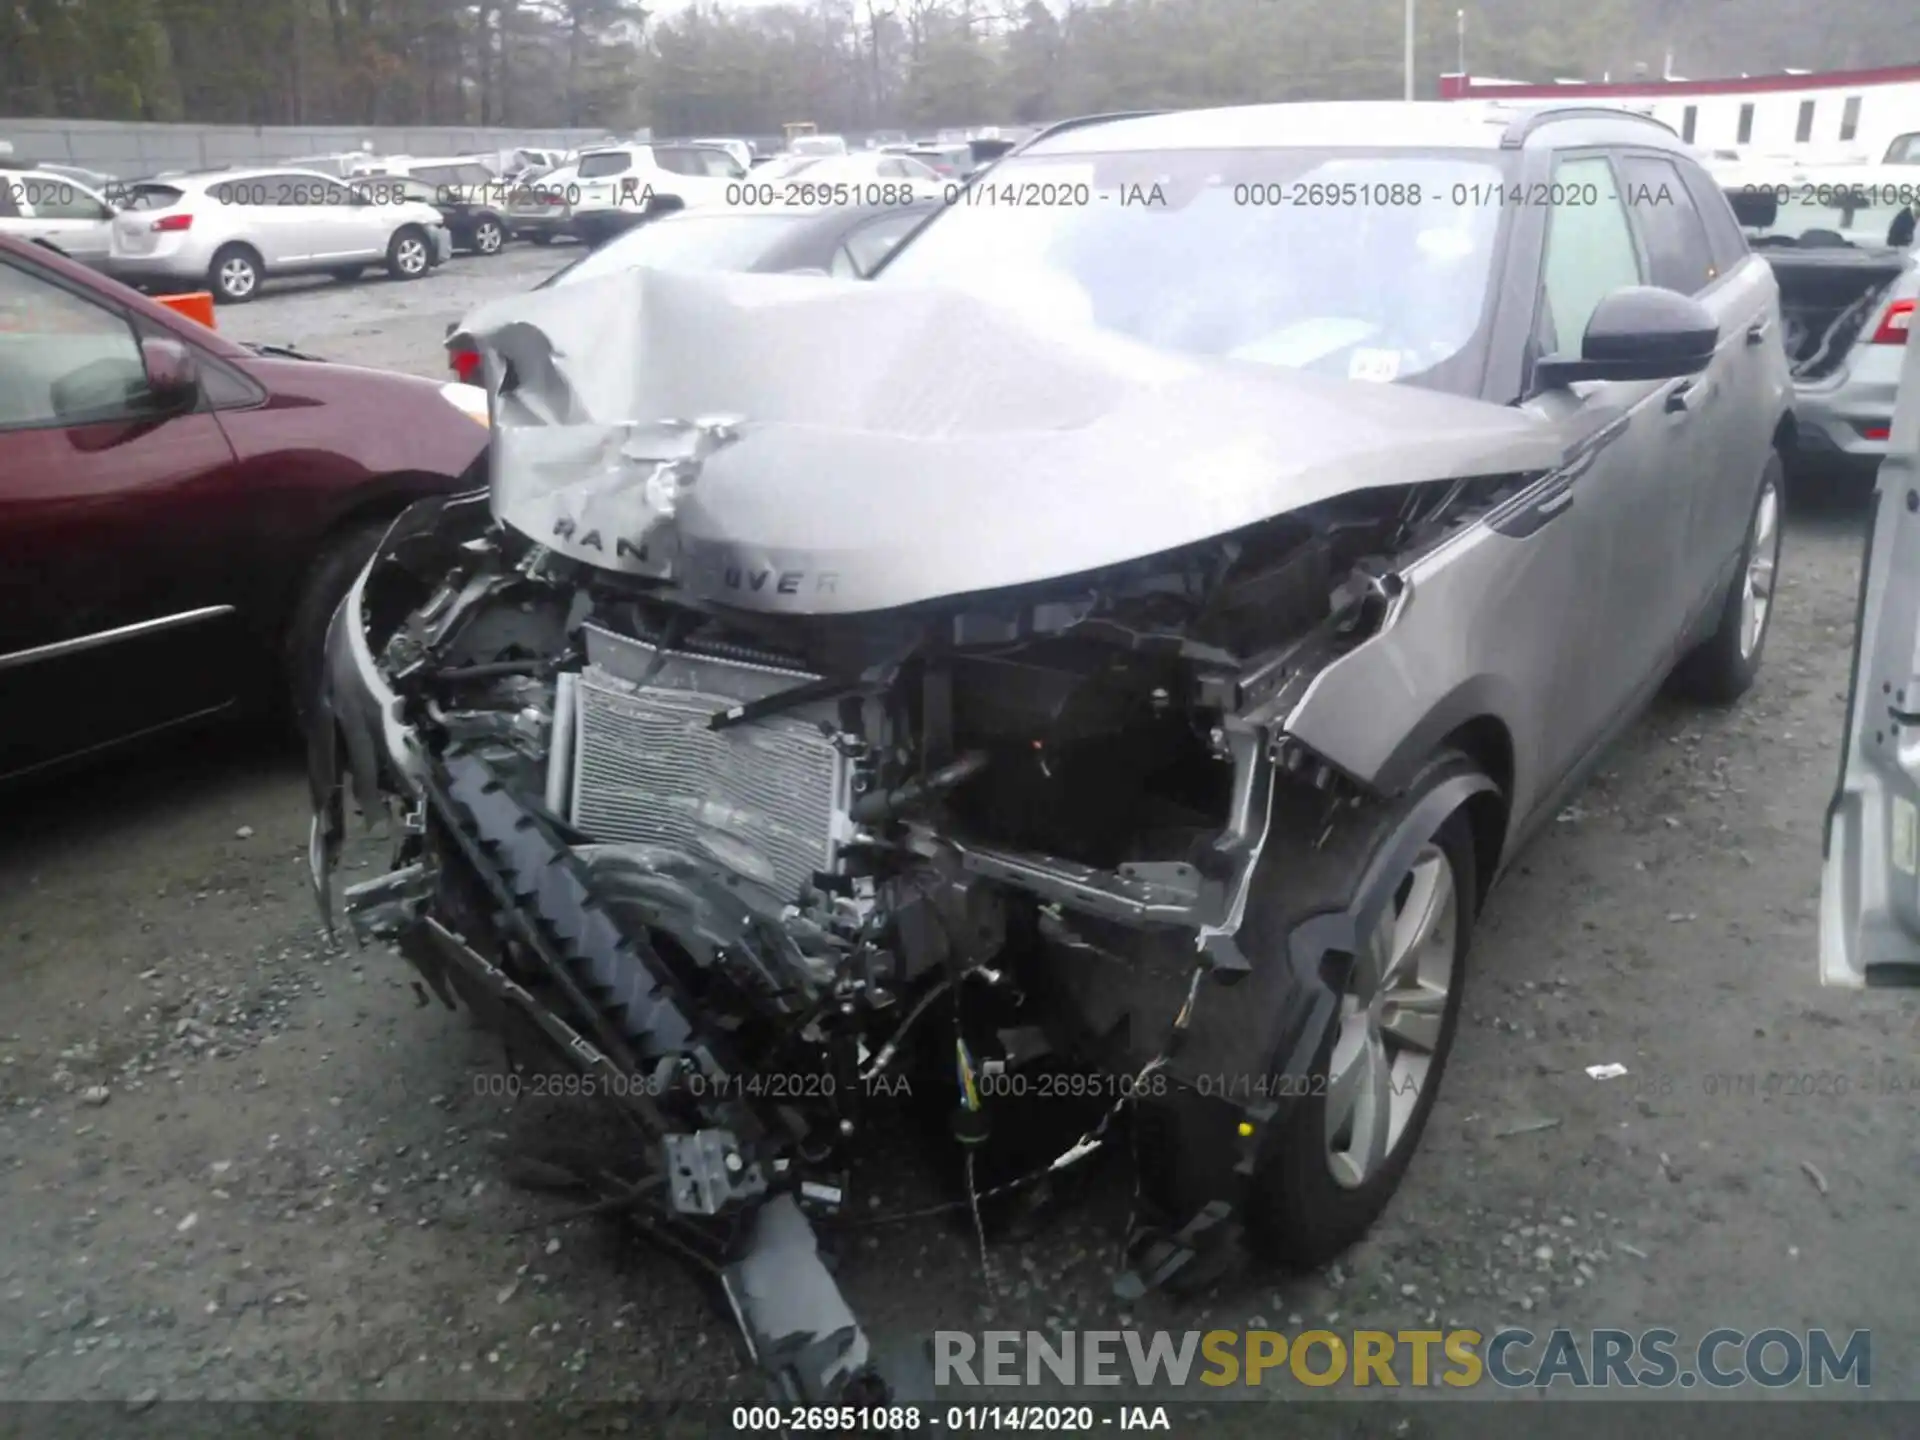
[445,198,937,381]
[0,234,490,782]
[373,166,512,257]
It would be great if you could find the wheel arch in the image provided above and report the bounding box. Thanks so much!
[1433,715,1514,909]
[269,472,460,635]
[1773,408,1798,456]
[1351,673,1523,904]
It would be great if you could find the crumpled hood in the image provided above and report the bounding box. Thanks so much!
[453,265,1563,616]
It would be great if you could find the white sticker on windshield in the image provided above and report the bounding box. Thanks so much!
[1349,348,1401,383]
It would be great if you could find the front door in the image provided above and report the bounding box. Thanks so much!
[1525,152,1688,784]
[0,253,244,778]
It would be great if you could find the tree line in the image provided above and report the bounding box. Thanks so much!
[4,0,1918,134]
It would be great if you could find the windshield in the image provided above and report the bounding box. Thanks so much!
[118,183,184,211]
[876,147,1511,390]
[541,211,813,288]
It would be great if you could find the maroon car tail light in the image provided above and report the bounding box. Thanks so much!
[150,213,193,233]
[449,346,482,383]
[1871,299,1912,346]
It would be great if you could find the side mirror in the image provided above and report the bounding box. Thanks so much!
[1535,286,1718,388]
[140,335,201,410]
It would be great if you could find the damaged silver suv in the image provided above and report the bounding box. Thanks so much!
[308,102,1792,1403]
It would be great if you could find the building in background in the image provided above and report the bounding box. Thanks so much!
[1440,61,1920,163]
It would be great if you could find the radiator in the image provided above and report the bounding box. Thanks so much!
[564,624,848,900]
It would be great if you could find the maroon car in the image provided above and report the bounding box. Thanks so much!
[0,234,489,781]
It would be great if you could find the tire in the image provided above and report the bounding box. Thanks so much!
[208,244,262,304]
[331,265,362,282]
[1671,452,1784,704]
[1241,762,1478,1269]
[385,225,431,280]
[1132,751,1485,1272]
[470,216,505,255]
[284,520,393,740]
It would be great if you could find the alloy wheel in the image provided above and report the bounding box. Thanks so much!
[219,257,256,299]
[1325,842,1458,1189]
[475,221,503,254]
[397,237,428,274]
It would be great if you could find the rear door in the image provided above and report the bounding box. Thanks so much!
[211,173,311,266]
[1820,328,1920,987]
[0,252,247,778]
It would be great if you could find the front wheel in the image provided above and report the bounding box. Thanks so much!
[1243,788,1477,1268]
[385,226,431,280]
[1671,452,1784,704]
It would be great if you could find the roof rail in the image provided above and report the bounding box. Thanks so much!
[1500,105,1681,147]
[1012,110,1169,156]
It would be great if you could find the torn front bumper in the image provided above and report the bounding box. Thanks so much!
[304,510,909,1404]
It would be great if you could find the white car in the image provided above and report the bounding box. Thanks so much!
[561,143,748,245]
[0,167,116,268]
[749,151,945,199]
[105,166,452,303]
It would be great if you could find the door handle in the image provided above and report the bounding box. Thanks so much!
[1665,382,1693,414]
[1747,320,1771,346]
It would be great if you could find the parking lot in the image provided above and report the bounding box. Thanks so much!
[2,247,1917,1410]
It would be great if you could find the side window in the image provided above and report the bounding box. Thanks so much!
[1841,97,1862,143]
[1886,133,1920,164]
[1618,154,1717,294]
[1737,105,1755,145]
[1538,155,1643,357]
[827,245,861,280]
[1677,159,1751,274]
[876,157,907,178]
[20,178,106,221]
[840,210,923,276]
[0,262,150,430]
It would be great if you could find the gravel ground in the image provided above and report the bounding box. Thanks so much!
[2,251,1916,1418]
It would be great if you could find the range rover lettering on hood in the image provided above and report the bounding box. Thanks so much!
[451,265,1566,616]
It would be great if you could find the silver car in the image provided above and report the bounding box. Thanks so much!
[1823,314,1920,986]
[105,166,452,303]
[311,102,1790,1402]
[1729,167,1919,482]
[0,168,116,268]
